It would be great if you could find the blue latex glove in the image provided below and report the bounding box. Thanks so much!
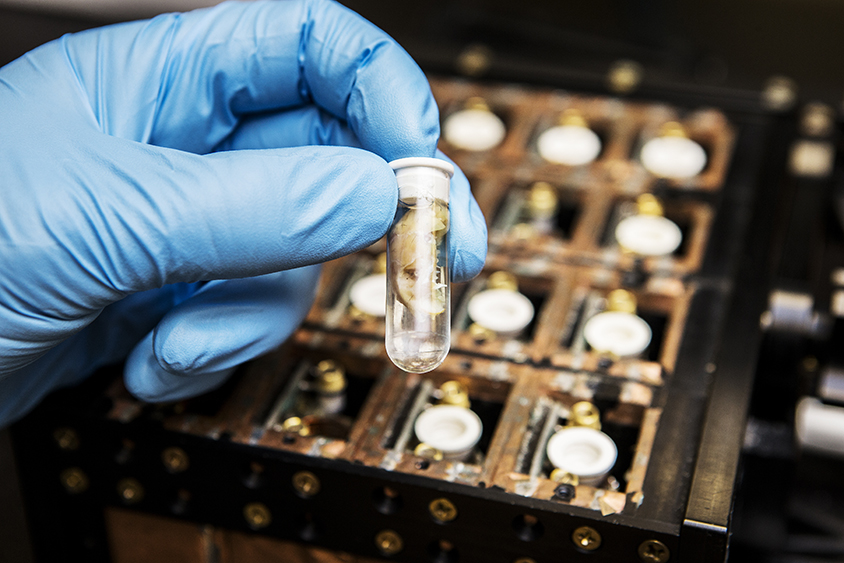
[0,0,487,426]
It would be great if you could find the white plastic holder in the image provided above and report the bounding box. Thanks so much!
[443,108,506,152]
[546,426,618,486]
[615,214,683,257]
[640,136,707,179]
[795,397,844,457]
[536,124,602,166]
[414,404,483,460]
[349,273,387,317]
[467,288,535,336]
[583,311,652,358]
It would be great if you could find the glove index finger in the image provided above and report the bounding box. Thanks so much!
[71,140,397,295]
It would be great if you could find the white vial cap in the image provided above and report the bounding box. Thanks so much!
[546,427,617,484]
[640,136,707,179]
[443,108,507,152]
[467,288,535,335]
[537,125,602,166]
[615,214,683,257]
[796,397,844,457]
[414,404,483,459]
[389,157,454,202]
[349,273,387,317]
[583,311,652,357]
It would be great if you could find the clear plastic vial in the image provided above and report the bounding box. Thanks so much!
[386,157,454,373]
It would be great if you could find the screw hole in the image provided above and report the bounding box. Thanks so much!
[372,486,403,515]
[427,539,459,563]
[297,512,320,541]
[512,514,544,542]
[416,460,431,470]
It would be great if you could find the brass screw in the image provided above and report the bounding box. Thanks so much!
[560,108,588,128]
[487,270,519,292]
[658,121,687,139]
[161,447,189,473]
[59,467,89,494]
[429,497,458,523]
[569,401,602,430]
[116,478,144,504]
[281,416,307,435]
[315,360,346,394]
[526,182,559,220]
[572,526,602,551]
[635,194,664,217]
[550,469,580,486]
[469,322,496,342]
[375,529,404,556]
[243,502,272,529]
[292,471,321,497]
[374,252,388,274]
[53,428,80,451]
[348,304,369,321]
[414,443,444,461]
[439,380,471,408]
[639,539,670,562]
[606,288,638,314]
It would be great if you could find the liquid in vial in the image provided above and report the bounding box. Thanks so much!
[386,157,454,373]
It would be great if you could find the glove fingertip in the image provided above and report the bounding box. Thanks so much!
[125,332,234,402]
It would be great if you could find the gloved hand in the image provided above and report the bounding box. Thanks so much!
[0,0,487,426]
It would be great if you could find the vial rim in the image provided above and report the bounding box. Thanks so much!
[389,157,455,178]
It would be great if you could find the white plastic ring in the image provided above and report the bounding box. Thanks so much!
[536,125,602,166]
[414,405,483,459]
[443,109,506,152]
[795,397,844,457]
[467,289,535,334]
[583,311,652,357]
[349,274,387,317]
[546,427,617,484]
[640,136,707,179]
[615,214,683,257]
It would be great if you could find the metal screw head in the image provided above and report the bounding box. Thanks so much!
[607,60,643,94]
[54,428,80,451]
[60,467,89,494]
[292,470,321,497]
[117,478,144,504]
[639,539,670,562]
[429,497,458,523]
[161,447,189,473]
[375,529,404,556]
[572,526,602,551]
[762,76,798,111]
[456,44,492,77]
[243,502,272,529]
